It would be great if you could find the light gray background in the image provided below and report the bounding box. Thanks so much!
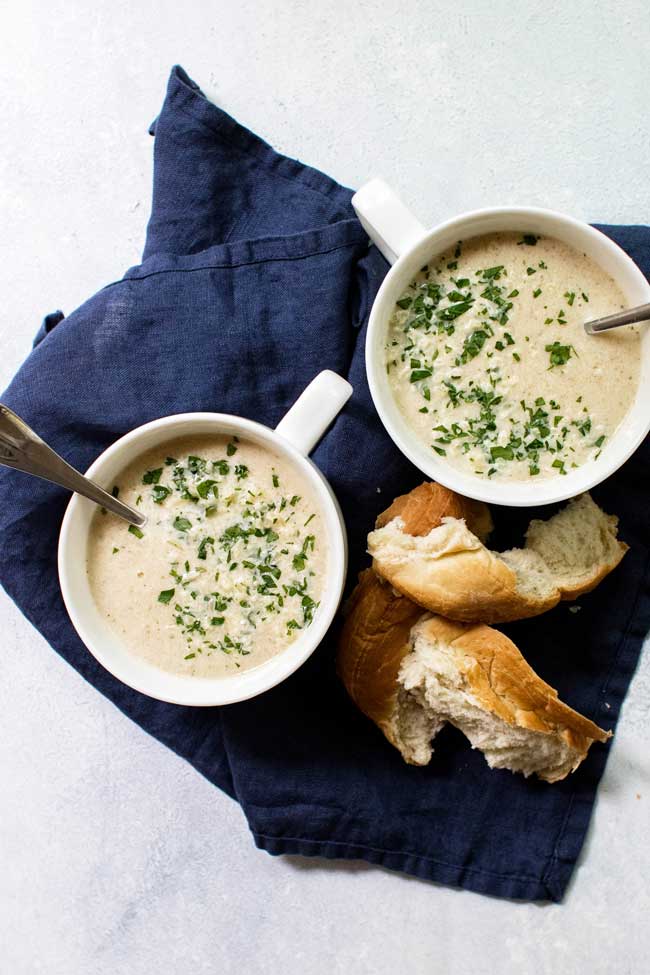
[1,2,649,973]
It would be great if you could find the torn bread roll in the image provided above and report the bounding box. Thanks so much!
[338,571,611,783]
[368,486,627,624]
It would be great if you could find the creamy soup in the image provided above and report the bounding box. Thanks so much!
[87,436,327,678]
[386,232,640,480]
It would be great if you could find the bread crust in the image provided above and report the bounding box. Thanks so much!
[370,483,626,624]
[369,516,560,624]
[416,616,610,749]
[375,481,493,542]
[337,576,610,782]
[337,570,423,744]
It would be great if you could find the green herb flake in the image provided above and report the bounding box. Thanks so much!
[142,468,163,485]
[518,234,538,246]
[490,445,514,462]
[546,342,575,369]
[532,288,542,298]
[158,588,175,604]
[196,479,218,499]
[128,524,144,539]
[173,516,192,533]
[410,368,433,382]
[459,329,489,364]
[197,536,215,560]
[226,441,237,457]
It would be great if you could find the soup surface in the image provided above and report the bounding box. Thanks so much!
[385,232,640,480]
[87,435,327,678]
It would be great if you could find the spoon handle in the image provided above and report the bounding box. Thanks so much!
[0,404,145,527]
[584,302,650,334]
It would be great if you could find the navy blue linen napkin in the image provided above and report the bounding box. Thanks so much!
[2,65,649,902]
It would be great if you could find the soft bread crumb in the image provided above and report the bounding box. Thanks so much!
[525,494,627,598]
[394,617,610,783]
[336,571,610,783]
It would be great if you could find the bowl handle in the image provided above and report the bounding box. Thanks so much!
[352,178,427,265]
[274,370,352,457]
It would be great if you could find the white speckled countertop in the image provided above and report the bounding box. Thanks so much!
[1,2,649,972]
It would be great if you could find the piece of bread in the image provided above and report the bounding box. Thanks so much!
[368,488,627,624]
[375,481,493,543]
[337,572,611,782]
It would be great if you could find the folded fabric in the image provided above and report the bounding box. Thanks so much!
[1,65,649,902]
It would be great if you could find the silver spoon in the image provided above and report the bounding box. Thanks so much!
[0,403,145,526]
[584,302,650,334]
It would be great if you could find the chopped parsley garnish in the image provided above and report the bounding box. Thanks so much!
[386,239,603,479]
[128,524,144,539]
[142,468,163,485]
[197,536,215,560]
[459,329,489,364]
[196,479,218,499]
[410,368,432,382]
[152,485,172,504]
[546,342,575,368]
[187,456,207,475]
[135,445,323,664]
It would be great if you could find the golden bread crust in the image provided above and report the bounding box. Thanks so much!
[375,481,493,542]
[337,570,423,740]
[416,616,609,747]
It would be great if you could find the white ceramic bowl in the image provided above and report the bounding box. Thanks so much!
[58,371,351,706]
[353,179,650,507]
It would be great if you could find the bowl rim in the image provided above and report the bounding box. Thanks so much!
[57,411,347,706]
[365,204,650,506]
